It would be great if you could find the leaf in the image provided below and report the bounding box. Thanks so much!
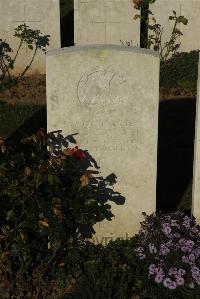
[1,144,7,154]
[49,144,55,153]
[58,262,65,267]
[6,210,15,221]
[133,14,141,20]
[47,132,57,141]
[177,16,188,25]
[24,166,31,176]
[0,137,5,146]
[39,218,49,228]
[80,173,90,187]
[28,44,33,50]
[63,148,72,156]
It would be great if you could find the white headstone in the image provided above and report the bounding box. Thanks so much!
[0,0,60,75]
[74,0,140,47]
[192,53,200,224]
[46,45,160,245]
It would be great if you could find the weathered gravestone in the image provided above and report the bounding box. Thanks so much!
[0,0,60,75]
[192,53,200,224]
[74,0,140,46]
[46,45,160,245]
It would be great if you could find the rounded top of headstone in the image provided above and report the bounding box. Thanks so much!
[46,44,159,58]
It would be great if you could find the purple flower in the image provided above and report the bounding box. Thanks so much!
[188,281,195,288]
[176,277,185,286]
[173,233,181,238]
[188,253,196,262]
[135,211,200,291]
[148,264,157,275]
[135,246,144,253]
[182,256,189,263]
[138,253,146,260]
[168,281,177,290]
[166,240,173,247]
[155,273,164,283]
[191,226,199,234]
[192,274,200,285]
[149,243,157,254]
[160,243,170,256]
[194,248,200,258]
[179,239,194,252]
[178,269,186,276]
[170,220,180,229]
[183,216,191,228]
[161,223,172,235]
[163,278,177,289]
[168,267,178,276]
[191,266,200,275]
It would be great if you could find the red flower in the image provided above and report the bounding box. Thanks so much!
[70,146,86,160]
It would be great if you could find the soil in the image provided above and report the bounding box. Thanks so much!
[0,74,196,105]
[0,75,46,106]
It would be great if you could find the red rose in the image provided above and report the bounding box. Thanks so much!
[70,146,86,160]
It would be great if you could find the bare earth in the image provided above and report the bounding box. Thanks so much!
[0,75,46,105]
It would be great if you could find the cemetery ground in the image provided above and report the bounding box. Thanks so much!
[0,52,200,298]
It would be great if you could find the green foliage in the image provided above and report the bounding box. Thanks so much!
[0,24,49,91]
[0,128,116,298]
[160,50,199,95]
[178,180,192,212]
[66,238,149,299]
[132,3,188,61]
[67,212,200,299]
[60,0,74,19]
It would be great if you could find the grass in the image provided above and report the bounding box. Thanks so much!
[0,101,46,141]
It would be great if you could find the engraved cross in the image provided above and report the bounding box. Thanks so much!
[14,2,41,25]
[92,6,120,43]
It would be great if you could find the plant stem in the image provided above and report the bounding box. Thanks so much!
[1,56,11,81]
[18,45,38,79]
[12,39,23,66]
[140,4,149,48]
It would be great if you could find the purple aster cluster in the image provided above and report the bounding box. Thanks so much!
[134,211,200,290]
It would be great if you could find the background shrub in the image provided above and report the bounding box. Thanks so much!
[160,50,200,95]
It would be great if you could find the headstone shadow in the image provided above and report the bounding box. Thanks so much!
[157,97,196,212]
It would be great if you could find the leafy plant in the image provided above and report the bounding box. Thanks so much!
[66,211,200,299]
[135,211,200,297]
[0,128,121,298]
[160,50,199,95]
[131,0,189,61]
[0,24,50,91]
[133,8,188,61]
